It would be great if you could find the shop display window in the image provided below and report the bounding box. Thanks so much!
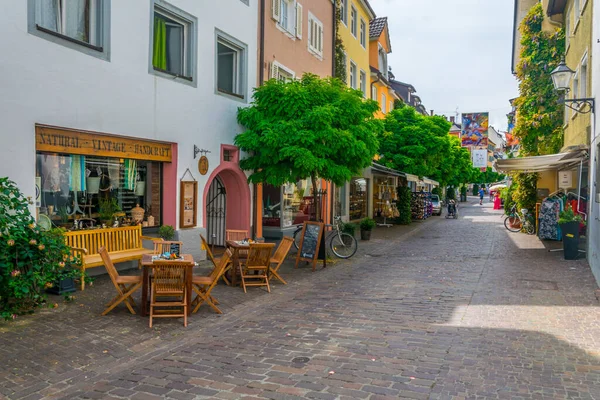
[36,153,162,229]
[262,179,319,228]
[349,177,368,220]
[335,183,347,218]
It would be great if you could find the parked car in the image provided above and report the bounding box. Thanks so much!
[431,194,441,216]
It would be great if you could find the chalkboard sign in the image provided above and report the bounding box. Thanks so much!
[295,221,325,271]
[169,242,181,257]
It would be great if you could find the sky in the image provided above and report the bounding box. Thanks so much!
[370,0,519,133]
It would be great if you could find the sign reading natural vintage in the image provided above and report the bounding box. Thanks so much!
[35,125,173,162]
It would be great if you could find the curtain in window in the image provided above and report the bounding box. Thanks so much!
[38,0,59,32]
[124,159,137,191]
[64,0,90,43]
[153,16,168,70]
[69,155,86,192]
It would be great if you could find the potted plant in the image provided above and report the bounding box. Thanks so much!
[47,259,80,295]
[98,197,121,225]
[558,204,584,260]
[359,218,376,240]
[158,225,175,240]
[341,222,357,237]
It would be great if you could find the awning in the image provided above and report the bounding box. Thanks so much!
[405,173,419,182]
[423,178,439,187]
[493,149,588,173]
[371,162,404,177]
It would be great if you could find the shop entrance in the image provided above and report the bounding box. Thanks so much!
[206,177,226,246]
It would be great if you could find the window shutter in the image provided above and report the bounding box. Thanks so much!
[295,3,303,39]
[271,62,280,80]
[318,25,323,53]
[272,0,281,21]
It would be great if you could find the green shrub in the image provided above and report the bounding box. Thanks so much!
[0,177,82,321]
[395,186,412,225]
[472,184,479,196]
[446,187,456,201]
[558,203,583,225]
[341,222,357,236]
[359,218,376,231]
[460,185,468,200]
[158,225,175,240]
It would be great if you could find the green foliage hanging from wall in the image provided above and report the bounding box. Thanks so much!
[334,0,347,84]
[395,186,412,225]
[512,172,538,213]
[513,3,565,156]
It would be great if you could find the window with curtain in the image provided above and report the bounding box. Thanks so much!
[217,35,246,98]
[153,8,191,78]
[36,0,101,46]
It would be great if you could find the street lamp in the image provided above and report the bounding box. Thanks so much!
[550,58,595,114]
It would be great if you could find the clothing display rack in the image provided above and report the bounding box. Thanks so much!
[543,188,587,254]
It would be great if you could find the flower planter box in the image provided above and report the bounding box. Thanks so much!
[46,278,76,295]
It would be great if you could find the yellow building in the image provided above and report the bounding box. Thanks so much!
[548,0,593,149]
[338,0,375,96]
[368,17,400,118]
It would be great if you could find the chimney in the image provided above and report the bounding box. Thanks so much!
[450,116,455,123]
[430,110,434,116]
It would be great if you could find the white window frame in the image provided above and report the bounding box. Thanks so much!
[359,18,366,48]
[580,52,588,99]
[571,70,579,119]
[574,0,580,27]
[27,0,111,60]
[371,85,377,101]
[149,1,198,87]
[215,29,248,101]
[350,5,357,38]
[307,12,324,58]
[340,0,348,26]
[359,70,366,97]
[381,93,387,113]
[349,61,357,89]
[565,5,571,51]
[389,100,393,112]
[277,0,297,37]
[271,60,295,82]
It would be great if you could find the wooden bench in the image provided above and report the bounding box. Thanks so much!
[64,225,161,290]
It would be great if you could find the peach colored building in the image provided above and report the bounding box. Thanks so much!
[256,0,335,239]
[259,0,335,83]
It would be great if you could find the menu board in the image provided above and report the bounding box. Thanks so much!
[295,221,326,271]
[179,181,198,228]
[169,242,181,257]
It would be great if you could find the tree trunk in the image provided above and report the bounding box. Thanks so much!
[311,174,320,222]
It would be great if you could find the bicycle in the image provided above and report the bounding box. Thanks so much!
[503,204,535,235]
[292,216,358,259]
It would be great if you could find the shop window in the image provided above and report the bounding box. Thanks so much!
[152,2,196,82]
[28,0,110,60]
[335,184,347,218]
[216,30,247,99]
[36,153,162,229]
[263,180,319,228]
[349,177,368,220]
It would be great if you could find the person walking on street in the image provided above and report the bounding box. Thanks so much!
[479,187,485,205]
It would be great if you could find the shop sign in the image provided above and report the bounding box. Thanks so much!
[198,156,209,175]
[35,125,172,162]
[558,170,573,188]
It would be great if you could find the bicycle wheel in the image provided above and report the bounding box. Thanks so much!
[525,219,536,235]
[504,215,522,232]
[293,228,302,250]
[330,233,357,259]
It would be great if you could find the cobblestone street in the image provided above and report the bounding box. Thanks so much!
[2,199,600,399]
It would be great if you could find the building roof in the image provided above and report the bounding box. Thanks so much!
[369,17,387,39]
[358,0,376,19]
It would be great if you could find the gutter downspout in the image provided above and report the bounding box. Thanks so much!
[253,0,266,240]
[332,0,336,77]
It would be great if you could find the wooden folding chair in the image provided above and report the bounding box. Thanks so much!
[201,234,232,285]
[153,240,183,255]
[226,229,249,258]
[269,237,294,285]
[149,261,191,328]
[240,243,275,293]
[99,247,142,316]
[192,249,232,314]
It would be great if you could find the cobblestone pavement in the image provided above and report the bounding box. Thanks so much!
[2,198,600,399]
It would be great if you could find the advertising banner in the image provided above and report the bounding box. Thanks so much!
[472,149,487,168]
[461,113,489,147]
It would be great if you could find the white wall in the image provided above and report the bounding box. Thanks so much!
[588,0,600,285]
[0,1,258,250]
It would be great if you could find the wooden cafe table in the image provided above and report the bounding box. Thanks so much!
[225,240,251,286]
[140,254,195,317]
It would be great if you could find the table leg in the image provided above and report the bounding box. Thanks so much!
[186,267,192,316]
[232,249,239,287]
[141,266,149,317]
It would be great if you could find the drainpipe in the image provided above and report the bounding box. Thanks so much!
[332,1,336,76]
[370,74,380,101]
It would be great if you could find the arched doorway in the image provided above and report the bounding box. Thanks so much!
[203,154,251,246]
[206,177,226,246]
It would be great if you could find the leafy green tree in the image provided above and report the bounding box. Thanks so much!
[236,74,382,218]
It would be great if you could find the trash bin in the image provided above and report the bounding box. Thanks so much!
[560,221,580,260]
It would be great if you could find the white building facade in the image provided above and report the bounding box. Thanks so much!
[0,0,258,258]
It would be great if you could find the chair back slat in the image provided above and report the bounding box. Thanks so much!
[209,249,232,281]
[273,237,294,263]
[226,229,249,241]
[98,247,120,285]
[247,243,275,267]
[152,261,190,294]
[200,234,218,267]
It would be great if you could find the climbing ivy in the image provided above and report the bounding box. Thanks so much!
[333,0,347,84]
[513,3,565,156]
